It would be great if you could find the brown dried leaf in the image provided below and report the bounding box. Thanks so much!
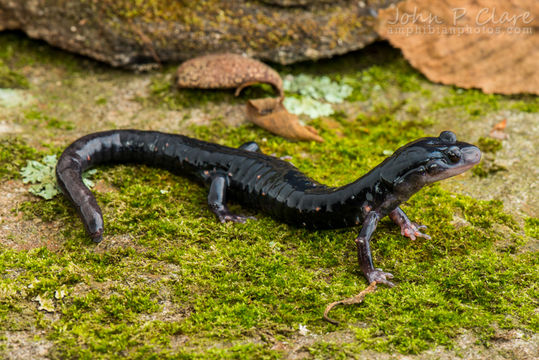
[378,0,539,95]
[176,53,284,98]
[246,98,324,142]
[490,118,508,139]
[492,118,508,131]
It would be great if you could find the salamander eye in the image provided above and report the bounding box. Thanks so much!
[417,166,426,176]
[439,131,457,143]
[446,146,461,163]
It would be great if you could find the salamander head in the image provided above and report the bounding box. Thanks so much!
[380,131,481,196]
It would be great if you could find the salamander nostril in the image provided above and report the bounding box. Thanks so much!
[446,146,462,163]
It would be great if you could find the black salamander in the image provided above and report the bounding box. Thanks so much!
[56,130,481,286]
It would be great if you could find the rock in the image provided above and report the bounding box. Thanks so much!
[377,0,539,95]
[0,0,399,69]
[260,0,334,6]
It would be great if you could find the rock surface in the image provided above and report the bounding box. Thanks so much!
[0,0,397,69]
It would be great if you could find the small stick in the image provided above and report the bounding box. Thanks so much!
[323,281,378,325]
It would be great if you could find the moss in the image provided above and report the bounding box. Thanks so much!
[24,109,75,130]
[0,59,29,89]
[430,88,502,117]
[0,32,83,73]
[509,96,539,113]
[471,161,506,178]
[145,72,239,110]
[477,137,502,153]
[344,58,423,102]
[0,138,39,180]
[524,217,538,239]
[472,137,505,178]
[95,97,108,105]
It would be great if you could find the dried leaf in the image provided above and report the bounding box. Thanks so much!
[492,119,507,131]
[176,53,284,98]
[246,98,323,142]
[378,0,539,95]
[490,118,508,139]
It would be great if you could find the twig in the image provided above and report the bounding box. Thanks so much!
[323,281,378,325]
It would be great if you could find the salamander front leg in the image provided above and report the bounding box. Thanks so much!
[389,207,431,241]
[208,174,255,223]
[355,211,394,287]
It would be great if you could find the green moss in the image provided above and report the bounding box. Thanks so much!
[0,138,39,180]
[24,109,74,130]
[430,88,502,117]
[95,97,108,105]
[510,96,539,113]
[0,59,29,89]
[139,70,242,110]
[472,161,506,178]
[345,58,423,102]
[477,137,502,153]
[472,137,506,178]
[524,218,538,239]
[350,250,537,353]
[0,32,83,73]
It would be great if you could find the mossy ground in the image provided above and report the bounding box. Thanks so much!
[0,32,537,359]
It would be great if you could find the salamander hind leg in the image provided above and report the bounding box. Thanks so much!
[207,172,255,223]
[389,207,431,241]
[239,141,261,153]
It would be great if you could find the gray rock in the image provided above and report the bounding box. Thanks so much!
[0,0,398,69]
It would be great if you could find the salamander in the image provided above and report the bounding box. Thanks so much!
[56,130,481,286]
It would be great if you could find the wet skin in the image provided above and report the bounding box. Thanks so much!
[56,130,481,286]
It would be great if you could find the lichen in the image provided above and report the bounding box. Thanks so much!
[20,154,96,200]
[282,74,352,118]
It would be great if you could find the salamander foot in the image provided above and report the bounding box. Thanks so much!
[389,207,431,241]
[217,212,256,224]
[366,269,394,287]
[400,222,431,241]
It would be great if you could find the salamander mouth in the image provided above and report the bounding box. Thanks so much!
[427,145,481,182]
